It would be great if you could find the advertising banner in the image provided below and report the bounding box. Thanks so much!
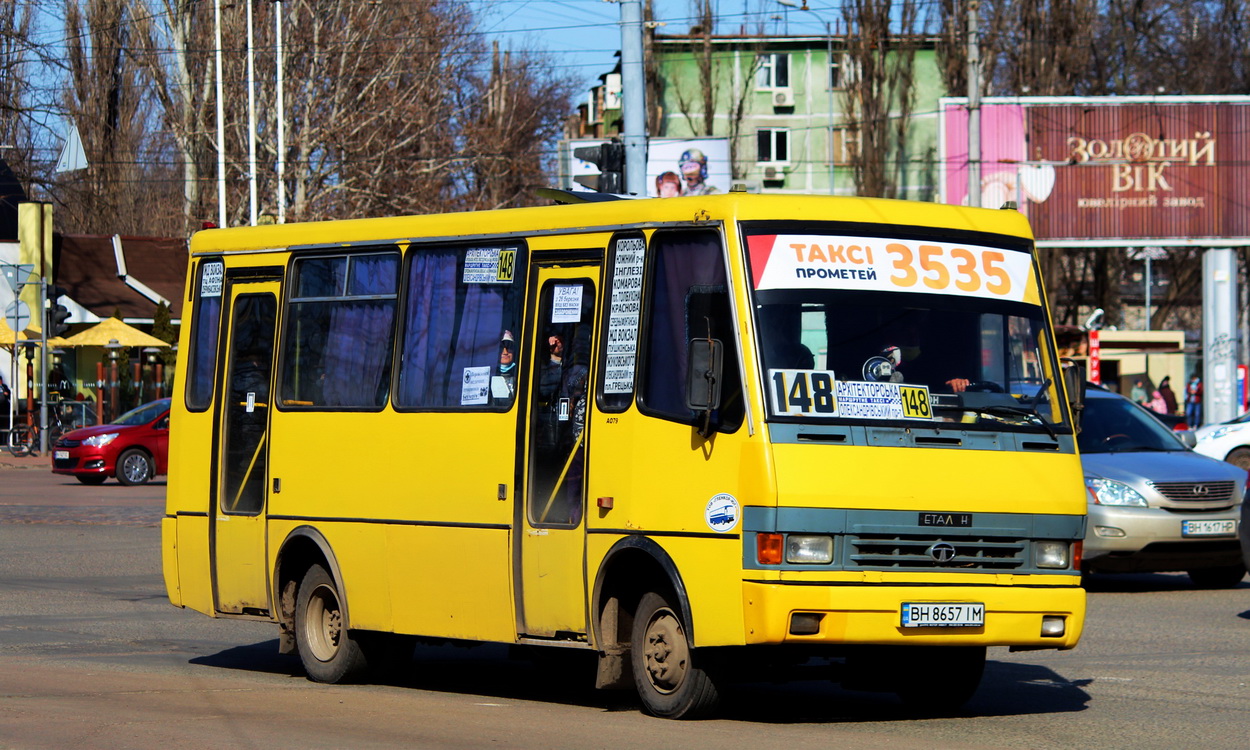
[941,97,1250,243]
[566,137,731,197]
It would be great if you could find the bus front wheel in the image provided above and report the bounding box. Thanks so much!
[295,564,368,683]
[630,591,719,719]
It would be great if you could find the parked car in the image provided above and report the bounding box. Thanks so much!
[1193,411,1250,471]
[51,398,171,486]
[1079,386,1247,588]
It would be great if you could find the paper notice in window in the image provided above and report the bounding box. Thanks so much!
[461,366,491,406]
[551,284,584,323]
[200,261,224,297]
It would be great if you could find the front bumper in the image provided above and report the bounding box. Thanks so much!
[50,449,113,476]
[742,580,1084,650]
[1084,503,1242,572]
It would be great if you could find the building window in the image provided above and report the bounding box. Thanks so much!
[828,127,859,166]
[755,53,790,89]
[829,54,859,90]
[757,128,790,165]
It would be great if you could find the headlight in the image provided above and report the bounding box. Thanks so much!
[83,432,119,447]
[785,535,834,564]
[1085,477,1148,507]
[1035,541,1071,569]
[1208,426,1239,440]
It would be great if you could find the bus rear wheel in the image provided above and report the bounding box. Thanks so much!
[630,591,719,719]
[295,564,368,683]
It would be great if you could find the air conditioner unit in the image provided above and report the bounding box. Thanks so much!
[763,166,780,180]
[773,88,795,107]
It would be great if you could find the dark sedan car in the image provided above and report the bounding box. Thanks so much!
[51,398,171,486]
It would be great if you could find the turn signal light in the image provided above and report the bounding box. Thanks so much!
[756,533,783,565]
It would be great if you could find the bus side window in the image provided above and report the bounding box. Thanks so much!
[279,252,399,409]
[394,244,526,410]
[638,229,744,432]
[186,259,224,411]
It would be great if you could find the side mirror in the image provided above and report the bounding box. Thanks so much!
[686,338,723,413]
[1061,359,1086,432]
[1176,429,1198,449]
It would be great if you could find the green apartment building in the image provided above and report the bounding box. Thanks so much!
[566,32,947,198]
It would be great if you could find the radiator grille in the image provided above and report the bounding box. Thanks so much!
[849,533,1027,570]
[1149,480,1237,503]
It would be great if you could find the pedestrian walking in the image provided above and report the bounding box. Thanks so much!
[1185,373,1203,428]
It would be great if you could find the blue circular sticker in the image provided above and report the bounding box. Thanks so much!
[705,493,740,533]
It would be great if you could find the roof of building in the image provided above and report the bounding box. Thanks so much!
[54,234,188,321]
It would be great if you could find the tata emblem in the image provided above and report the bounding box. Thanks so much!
[928,542,957,564]
[1191,484,1210,497]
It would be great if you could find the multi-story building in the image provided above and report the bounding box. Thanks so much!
[564,31,945,198]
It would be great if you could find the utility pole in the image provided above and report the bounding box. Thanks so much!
[966,0,981,207]
[620,0,647,195]
[275,0,287,224]
[246,0,259,226]
[215,0,227,227]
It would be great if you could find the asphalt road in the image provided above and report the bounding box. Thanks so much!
[2,457,1249,749]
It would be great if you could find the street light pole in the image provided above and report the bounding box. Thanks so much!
[619,0,647,195]
[967,0,982,207]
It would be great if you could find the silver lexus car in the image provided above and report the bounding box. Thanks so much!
[1080,385,1247,588]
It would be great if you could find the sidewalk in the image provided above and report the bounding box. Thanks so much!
[0,450,46,470]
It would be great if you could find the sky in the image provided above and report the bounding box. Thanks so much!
[472,1,847,90]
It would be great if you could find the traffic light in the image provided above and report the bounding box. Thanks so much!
[46,285,71,337]
[573,141,625,193]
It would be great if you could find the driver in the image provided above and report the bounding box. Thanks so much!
[863,343,971,392]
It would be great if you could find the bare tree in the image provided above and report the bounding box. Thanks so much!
[840,0,923,198]
[130,0,218,235]
[59,0,179,235]
[1001,0,1096,96]
[461,41,580,209]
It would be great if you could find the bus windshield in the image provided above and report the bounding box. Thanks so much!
[744,224,1070,434]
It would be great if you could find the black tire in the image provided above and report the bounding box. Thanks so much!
[1188,565,1246,589]
[8,426,32,457]
[894,646,986,713]
[76,474,108,485]
[116,448,152,486]
[1225,448,1250,472]
[295,564,368,683]
[630,591,719,719]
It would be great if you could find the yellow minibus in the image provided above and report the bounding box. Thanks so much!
[163,192,1086,717]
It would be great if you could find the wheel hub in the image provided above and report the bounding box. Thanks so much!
[643,610,688,694]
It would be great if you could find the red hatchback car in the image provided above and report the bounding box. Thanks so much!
[52,398,171,486]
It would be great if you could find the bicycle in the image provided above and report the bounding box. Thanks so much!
[2,406,70,457]
[2,425,35,457]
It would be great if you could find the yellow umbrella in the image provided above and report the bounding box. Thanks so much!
[61,317,170,349]
[1,318,72,348]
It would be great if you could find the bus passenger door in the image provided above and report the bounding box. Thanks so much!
[212,281,279,615]
[519,266,598,638]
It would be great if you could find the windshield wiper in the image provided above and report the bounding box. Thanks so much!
[959,380,1058,440]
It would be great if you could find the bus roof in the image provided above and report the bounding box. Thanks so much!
[189,193,1035,256]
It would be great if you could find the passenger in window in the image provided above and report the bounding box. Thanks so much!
[496,330,517,401]
[537,332,565,449]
